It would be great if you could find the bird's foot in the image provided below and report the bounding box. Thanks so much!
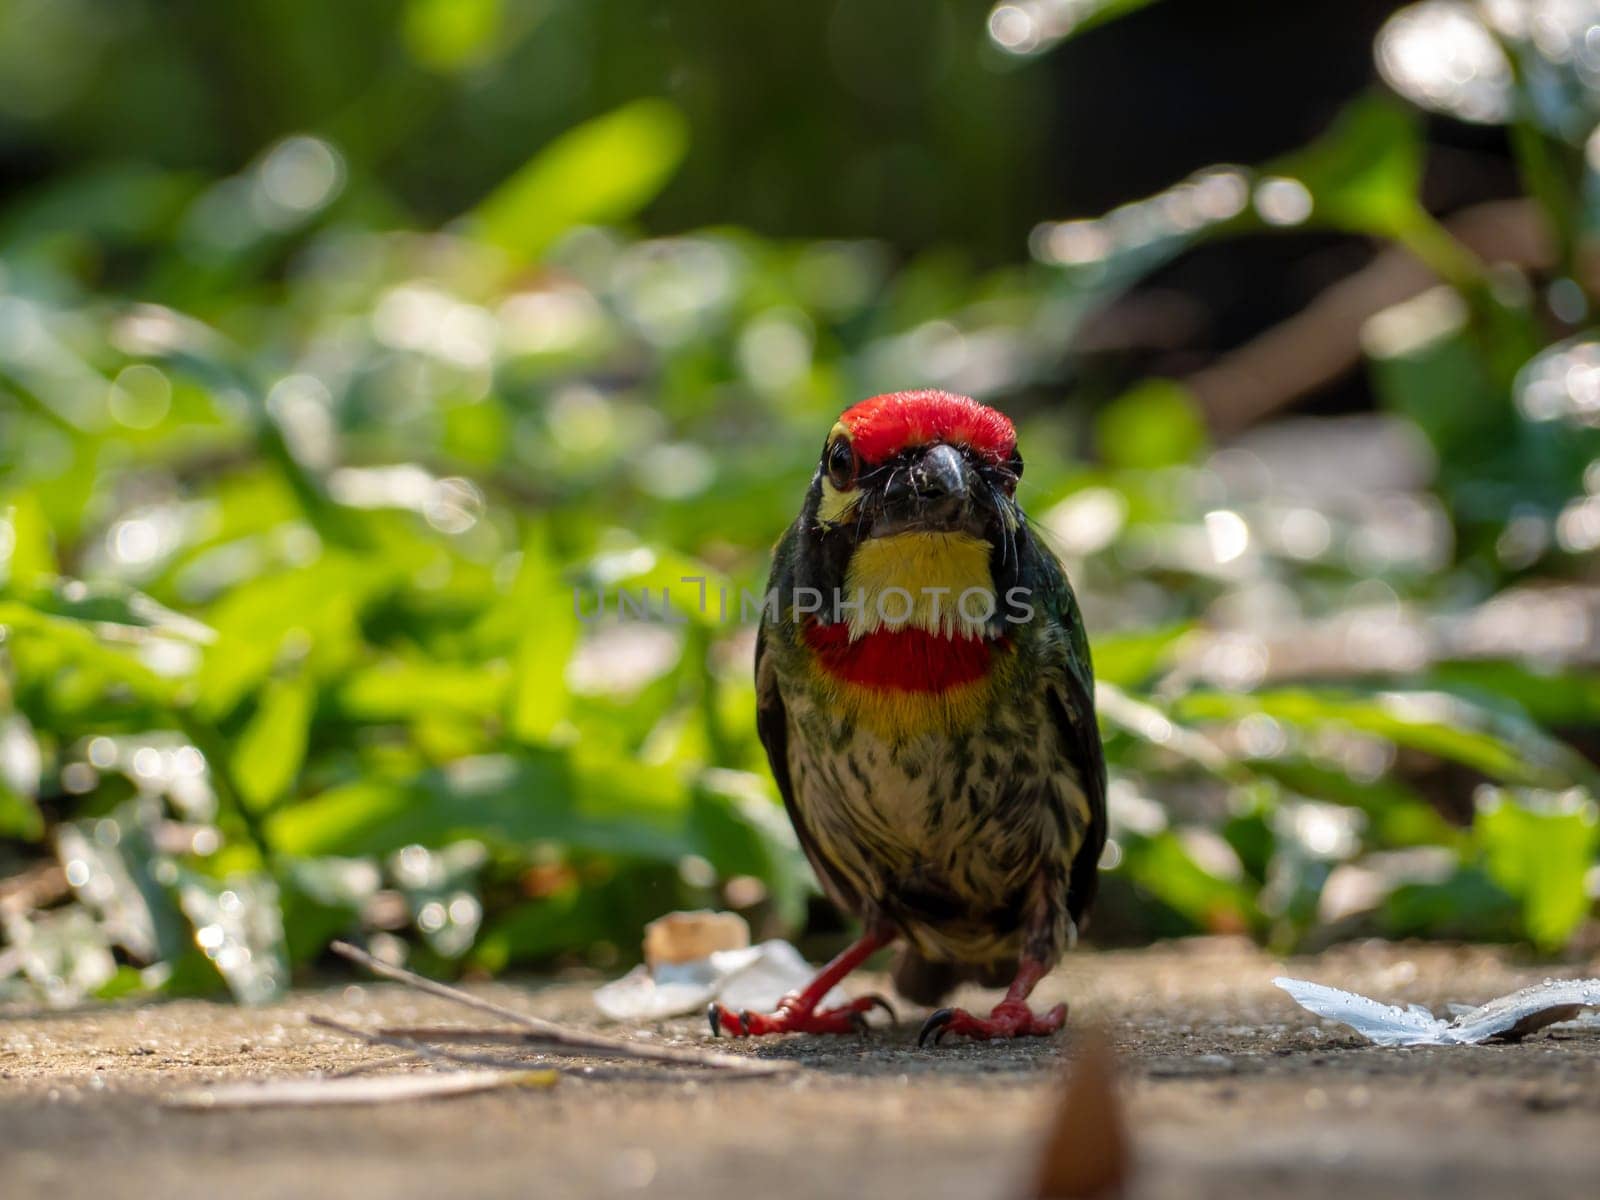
[708,993,896,1037]
[918,998,1068,1045]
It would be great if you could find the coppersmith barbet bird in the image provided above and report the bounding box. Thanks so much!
[709,390,1106,1044]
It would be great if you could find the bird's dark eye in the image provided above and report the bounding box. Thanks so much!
[826,438,857,490]
[1002,450,1023,494]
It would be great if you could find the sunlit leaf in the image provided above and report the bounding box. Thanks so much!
[175,869,288,1003]
[1175,688,1599,792]
[266,751,698,860]
[337,658,509,722]
[0,602,180,707]
[1095,381,1206,471]
[195,560,373,718]
[0,781,44,840]
[1428,661,1600,728]
[232,668,315,811]
[1119,829,1256,935]
[1476,789,1599,952]
[508,531,577,743]
[1089,623,1191,690]
[471,99,688,264]
[1,492,57,591]
[402,0,504,73]
[1272,94,1424,238]
[20,578,214,643]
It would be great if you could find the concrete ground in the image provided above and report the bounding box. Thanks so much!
[1,938,1597,1200]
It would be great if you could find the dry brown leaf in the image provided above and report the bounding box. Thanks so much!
[1031,1028,1130,1199]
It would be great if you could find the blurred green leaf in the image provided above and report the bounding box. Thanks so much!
[1381,867,1522,942]
[196,560,374,718]
[690,770,809,929]
[1428,661,1600,728]
[0,163,196,250]
[473,884,615,972]
[1090,623,1191,690]
[1275,94,1423,237]
[1067,0,1163,36]
[279,857,378,966]
[92,965,153,1002]
[403,0,505,73]
[0,601,180,707]
[507,532,577,743]
[1246,757,1457,849]
[337,658,509,722]
[1,493,57,591]
[1121,829,1256,934]
[268,750,695,860]
[1476,789,1599,952]
[232,668,316,811]
[175,869,288,1003]
[1276,92,1481,286]
[19,579,213,642]
[0,780,45,840]
[1176,688,1599,791]
[1095,381,1206,470]
[471,99,688,264]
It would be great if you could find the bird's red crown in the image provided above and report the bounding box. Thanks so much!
[839,390,1016,465]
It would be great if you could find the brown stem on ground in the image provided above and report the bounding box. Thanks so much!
[328,940,796,1076]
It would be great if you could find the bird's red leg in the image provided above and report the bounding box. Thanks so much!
[917,957,1067,1044]
[709,927,896,1037]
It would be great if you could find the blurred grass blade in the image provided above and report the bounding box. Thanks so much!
[470,99,688,264]
[232,668,316,811]
[18,578,214,643]
[507,531,577,744]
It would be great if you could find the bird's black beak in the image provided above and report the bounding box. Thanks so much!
[874,442,974,535]
[912,443,968,501]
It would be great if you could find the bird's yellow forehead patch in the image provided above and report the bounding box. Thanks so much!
[843,531,994,639]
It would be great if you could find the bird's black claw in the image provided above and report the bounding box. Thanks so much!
[739,1011,753,1036]
[918,1007,956,1047]
[863,994,898,1025]
[849,1011,870,1037]
[707,1003,722,1037]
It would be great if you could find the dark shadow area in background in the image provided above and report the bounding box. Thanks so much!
[0,0,1522,420]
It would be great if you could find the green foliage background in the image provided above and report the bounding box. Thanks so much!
[1,0,1598,1003]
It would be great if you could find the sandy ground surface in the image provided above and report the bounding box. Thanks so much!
[1,938,1597,1200]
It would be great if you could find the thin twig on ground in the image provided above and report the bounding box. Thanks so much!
[165,1068,555,1110]
[329,940,796,1076]
[309,1014,557,1074]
